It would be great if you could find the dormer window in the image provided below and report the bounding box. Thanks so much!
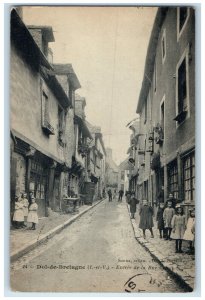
[27,25,55,59]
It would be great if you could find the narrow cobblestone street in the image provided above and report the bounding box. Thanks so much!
[11,199,189,293]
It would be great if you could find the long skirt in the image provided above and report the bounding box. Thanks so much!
[27,211,39,224]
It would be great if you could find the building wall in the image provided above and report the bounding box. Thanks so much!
[135,8,195,209]
[11,152,26,196]
[151,8,195,161]
[10,43,72,165]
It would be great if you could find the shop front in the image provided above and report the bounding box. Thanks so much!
[29,156,49,218]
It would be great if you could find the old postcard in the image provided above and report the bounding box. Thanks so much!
[10,5,196,293]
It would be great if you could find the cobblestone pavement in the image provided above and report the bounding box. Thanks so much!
[10,200,189,293]
[129,205,195,291]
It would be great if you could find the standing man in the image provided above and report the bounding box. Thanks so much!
[118,190,124,202]
[129,192,139,219]
[107,189,112,202]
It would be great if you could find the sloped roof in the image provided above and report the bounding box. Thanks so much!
[10,9,71,109]
[86,121,101,134]
[53,63,81,90]
[106,149,118,172]
[118,158,132,171]
[74,115,92,139]
[10,9,51,70]
[86,121,106,155]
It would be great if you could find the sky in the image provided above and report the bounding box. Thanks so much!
[22,6,157,165]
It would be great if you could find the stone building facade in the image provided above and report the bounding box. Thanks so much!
[86,122,106,200]
[10,10,82,217]
[129,7,195,217]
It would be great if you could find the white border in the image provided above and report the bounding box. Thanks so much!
[1,2,203,300]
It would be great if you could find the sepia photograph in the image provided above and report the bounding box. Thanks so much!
[9,5,196,293]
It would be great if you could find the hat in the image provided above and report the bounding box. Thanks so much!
[175,204,181,209]
[189,207,195,212]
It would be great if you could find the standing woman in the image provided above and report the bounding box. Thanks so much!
[13,195,24,229]
[27,196,39,230]
[139,199,154,239]
[129,192,139,219]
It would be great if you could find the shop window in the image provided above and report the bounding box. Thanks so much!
[183,151,195,203]
[168,160,179,199]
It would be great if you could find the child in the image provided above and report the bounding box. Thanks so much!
[171,205,186,253]
[183,208,195,254]
[156,202,165,238]
[21,193,29,227]
[13,195,24,229]
[139,199,154,239]
[27,197,38,230]
[163,200,175,240]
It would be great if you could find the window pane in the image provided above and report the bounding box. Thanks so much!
[178,59,187,113]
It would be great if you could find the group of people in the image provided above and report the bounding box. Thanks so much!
[107,189,124,202]
[156,197,195,254]
[127,192,195,254]
[12,192,39,230]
